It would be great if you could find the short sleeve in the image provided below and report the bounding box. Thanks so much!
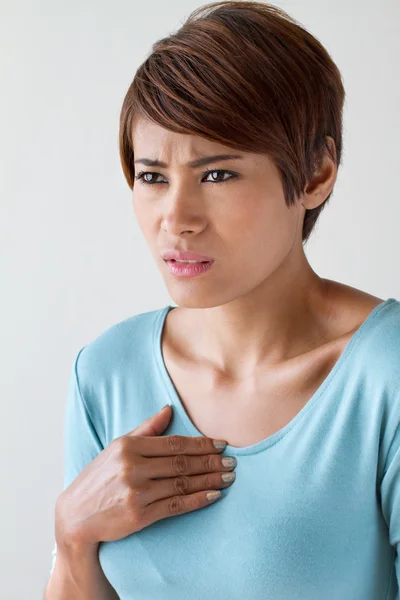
[49,346,104,575]
[380,416,400,593]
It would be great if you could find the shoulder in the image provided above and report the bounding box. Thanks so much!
[63,306,170,448]
[355,298,400,416]
[364,299,400,481]
[74,305,168,396]
[360,298,400,367]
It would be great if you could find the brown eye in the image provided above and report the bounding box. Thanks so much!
[134,169,237,186]
[134,171,164,185]
[204,170,225,182]
[202,170,237,183]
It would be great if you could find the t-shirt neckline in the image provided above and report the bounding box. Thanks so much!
[152,297,397,456]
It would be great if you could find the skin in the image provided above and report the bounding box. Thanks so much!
[131,116,384,448]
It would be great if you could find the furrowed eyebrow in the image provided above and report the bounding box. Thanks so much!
[133,154,244,169]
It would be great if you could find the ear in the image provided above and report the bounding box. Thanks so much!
[301,136,338,210]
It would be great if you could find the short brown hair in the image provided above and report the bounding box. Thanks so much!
[119,1,345,244]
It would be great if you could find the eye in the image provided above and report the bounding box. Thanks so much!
[134,171,163,185]
[203,169,237,184]
[133,169,238,186]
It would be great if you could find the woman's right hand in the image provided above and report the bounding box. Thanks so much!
[55,404,237,550]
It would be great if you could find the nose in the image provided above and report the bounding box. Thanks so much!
[161,187,206,237]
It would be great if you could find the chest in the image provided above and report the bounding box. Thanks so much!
[100,404,389,600]
[161,337,348,448]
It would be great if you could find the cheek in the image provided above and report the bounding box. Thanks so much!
[133,199,156,236]
[221,196,292,250]
[217,198,298,279]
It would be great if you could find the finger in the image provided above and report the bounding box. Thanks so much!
[139,452,236,479]
[136,470,236,505]
[140,489,223,529]
[134,434,227,457]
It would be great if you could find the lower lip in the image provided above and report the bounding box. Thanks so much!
[164,259,215,277]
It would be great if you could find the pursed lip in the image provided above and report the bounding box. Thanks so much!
[161,249,214,262]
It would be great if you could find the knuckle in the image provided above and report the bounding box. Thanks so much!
[173,476,190,495]
[203,473,214,489]
[115,435,131,455]
[194,436,208,452]
[120,462,139,485]
[202,454,215,472]
[127,504,143,531]
[168,495,185,515]
[124,486,141,509]
[167,435,185,453]
[132,483,147,502]
[115,438,135,467]
[124,488,146,530]
[119,467,130,487]
[172,454,189,474]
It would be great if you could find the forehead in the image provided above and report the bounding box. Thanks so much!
[131,116,263,165]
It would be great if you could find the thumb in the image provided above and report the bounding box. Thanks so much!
[130,404,172,437]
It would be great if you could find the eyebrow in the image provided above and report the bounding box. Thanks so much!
[133,154,245,169]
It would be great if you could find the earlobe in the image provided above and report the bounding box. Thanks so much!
[302,189,327,211]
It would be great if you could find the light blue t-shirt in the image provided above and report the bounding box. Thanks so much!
[50,297,400,599]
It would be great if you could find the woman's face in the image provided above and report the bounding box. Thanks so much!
[131,116,306,309]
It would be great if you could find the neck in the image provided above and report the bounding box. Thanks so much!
[182,256,331,379]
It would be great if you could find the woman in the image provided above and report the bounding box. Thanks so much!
[46,2,400,598]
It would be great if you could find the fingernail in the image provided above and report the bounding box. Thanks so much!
[222,457,237,467]
[213,439,227,449]
[160,404,170,412]
[206,490,222,502]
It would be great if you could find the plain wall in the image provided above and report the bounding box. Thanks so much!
[1,0,399,598]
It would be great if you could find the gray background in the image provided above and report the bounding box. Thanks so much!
[1,0,399,598]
